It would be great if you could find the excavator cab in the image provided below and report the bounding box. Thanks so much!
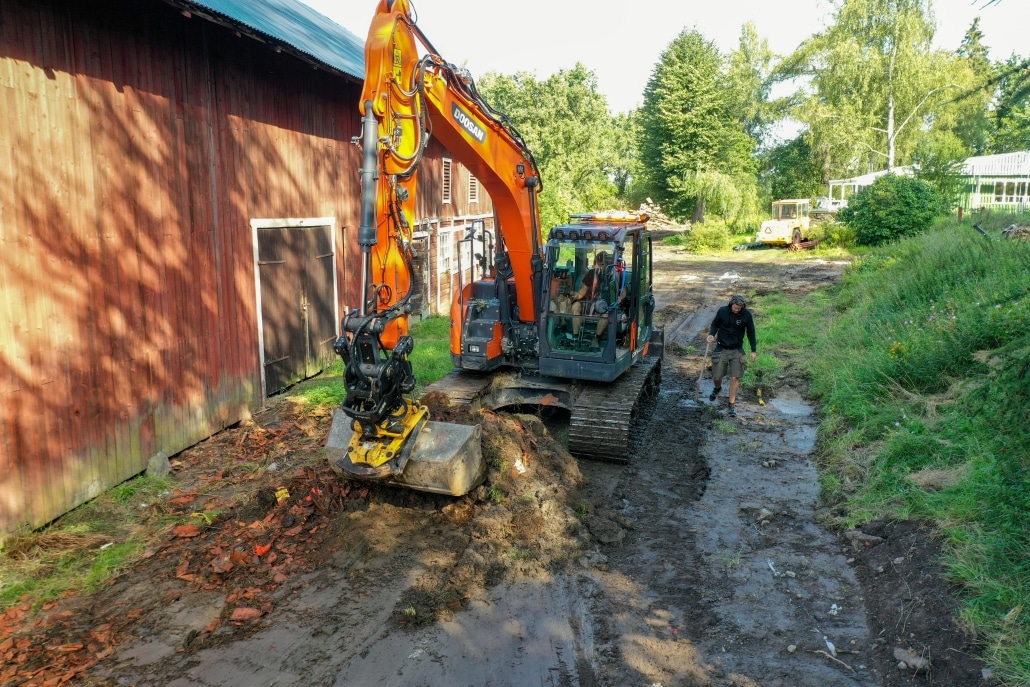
[539,212,658,382]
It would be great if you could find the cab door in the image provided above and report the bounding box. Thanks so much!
[632,234,655,351]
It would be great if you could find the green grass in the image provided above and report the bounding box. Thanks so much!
[0,474,176,609]
[287,314,455,411]
[755,211,1030,684]
[408,315,454,389]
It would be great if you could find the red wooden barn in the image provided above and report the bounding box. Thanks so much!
[0,0,494,538]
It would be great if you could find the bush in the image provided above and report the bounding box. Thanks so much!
[816,219,858,249]
[683,218,733,252]
[837,174,950,246]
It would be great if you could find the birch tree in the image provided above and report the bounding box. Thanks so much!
[784,0,955,175]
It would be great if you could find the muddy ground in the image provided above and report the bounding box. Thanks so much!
[2,247,999,687]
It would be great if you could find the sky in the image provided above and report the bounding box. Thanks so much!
[301,0,1028,115]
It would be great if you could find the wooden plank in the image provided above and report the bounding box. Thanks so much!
[0,390,20,536]
[0,86,23,397]
[36,8,75,517]
[69,16,109,507]
[11,39,55,527]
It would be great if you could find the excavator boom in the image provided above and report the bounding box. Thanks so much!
[327,1,662,495]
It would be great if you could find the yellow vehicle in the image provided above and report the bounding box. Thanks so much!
[755,199,811,247]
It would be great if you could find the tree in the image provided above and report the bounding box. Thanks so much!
[477,65,620,231]
[760,135,824,202]
[783,0,958,176]
[837,174,949,246]
[726,22,776,148]
[911,133,966,206]
[947,18,995,155]
[991,55,1030,152]
[609,111,640,202]
[637,29,755,224]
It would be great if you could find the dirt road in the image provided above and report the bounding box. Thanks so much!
[28,247,991,687]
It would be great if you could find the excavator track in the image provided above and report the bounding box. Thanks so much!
[567,355,662,463]
[423,355,661,465]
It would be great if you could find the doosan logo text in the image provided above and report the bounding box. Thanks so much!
[451,103,486,143]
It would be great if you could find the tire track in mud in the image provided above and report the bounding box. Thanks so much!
[570,252,872,687]
[576,358,729,686]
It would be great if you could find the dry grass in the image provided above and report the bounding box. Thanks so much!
[4,532,112,559]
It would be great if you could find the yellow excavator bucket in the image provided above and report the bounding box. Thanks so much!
[325,409,484,496]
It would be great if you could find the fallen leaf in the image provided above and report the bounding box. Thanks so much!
[229,607,263,622]
[53,644,84,653]
[253,543,272,557]
[229,548,251,566]
[174,524,201,538]
[210,558,234,574]
[283,525,304,537]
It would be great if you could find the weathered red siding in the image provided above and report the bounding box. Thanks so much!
[0,0,367,536]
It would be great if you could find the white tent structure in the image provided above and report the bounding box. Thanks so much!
[820,167,913,210]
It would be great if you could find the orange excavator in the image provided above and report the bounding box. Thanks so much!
[326,0,663,495]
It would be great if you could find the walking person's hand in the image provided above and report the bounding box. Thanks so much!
[750,351,757,362]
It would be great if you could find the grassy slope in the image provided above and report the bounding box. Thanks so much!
[753,214,1029,684]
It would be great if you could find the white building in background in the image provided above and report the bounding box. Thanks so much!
[960,152,1030,212]
[817,151,1030,214]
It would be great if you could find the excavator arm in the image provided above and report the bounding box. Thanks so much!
[359,0,543,332]
[327,0,542,494]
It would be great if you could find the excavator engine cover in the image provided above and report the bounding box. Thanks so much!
[326,409,484,496]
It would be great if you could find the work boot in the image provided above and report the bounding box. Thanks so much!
[709,387,721,402]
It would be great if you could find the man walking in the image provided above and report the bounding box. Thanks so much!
[706,295,757,417]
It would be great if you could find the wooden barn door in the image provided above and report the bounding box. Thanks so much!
[254,219,338,396]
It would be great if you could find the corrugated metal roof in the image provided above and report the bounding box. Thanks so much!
[181,0,364,79]
[961,152,1030,177]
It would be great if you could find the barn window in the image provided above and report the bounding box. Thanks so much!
[442,158,452,204]
[468,175,479,204]
[439,228,454,273]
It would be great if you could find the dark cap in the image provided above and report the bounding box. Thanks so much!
[729,295,746,307]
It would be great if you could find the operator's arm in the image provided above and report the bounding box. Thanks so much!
[573,272,591,301]
[746,314,757,360]
[706,308,724,343]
